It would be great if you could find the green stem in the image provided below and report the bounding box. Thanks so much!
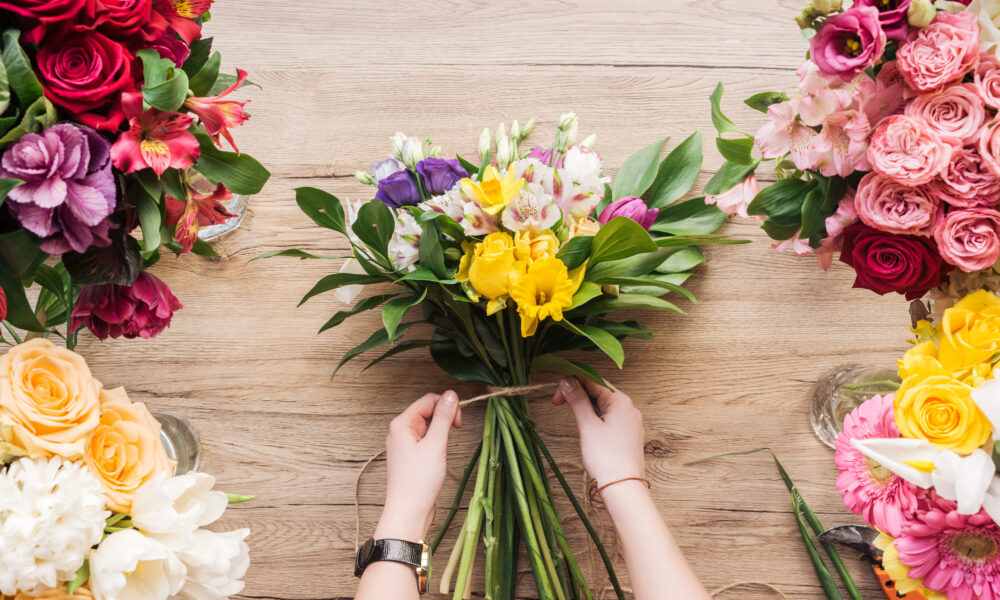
[452,403,496,600]
[840,380,900,391]
[525,471,568,600]
[431,441,483,554]
[483,431,501,599]
[496,311,515,373]
[3,323,22,345]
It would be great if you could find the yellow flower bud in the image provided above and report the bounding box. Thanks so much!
[907,0,936,28]
[813,0,841,13]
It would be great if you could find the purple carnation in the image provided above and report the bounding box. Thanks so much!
[1,123,116,254]
[416,157,468,195]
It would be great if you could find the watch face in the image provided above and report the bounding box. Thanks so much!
[355,538,376,577]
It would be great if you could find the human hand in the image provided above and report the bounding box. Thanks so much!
[375,391,462,543]
[553,378,646,489]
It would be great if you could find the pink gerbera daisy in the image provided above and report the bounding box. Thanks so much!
[835,394,921,536]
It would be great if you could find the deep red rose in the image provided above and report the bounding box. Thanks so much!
[35,31,135,131]
[95,0,152,38]
[0,287,6,323]
[0,0,88,23]
[839,224,949,300]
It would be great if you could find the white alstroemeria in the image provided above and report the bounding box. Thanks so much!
[334,259,368,305]
[89,529,185,600]
[387,211,421,271]
[461,201,498,236]
[174,528,251,600]
[422,190,466,223]
[510,157,555,188]
[131,472,228,551]
[501,183,561,232]
[970,0,1000,56]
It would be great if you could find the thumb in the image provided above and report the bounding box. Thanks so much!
[425,390,460,444]
[559,378,599,430]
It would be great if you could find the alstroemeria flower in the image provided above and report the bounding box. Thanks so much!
[111,92,200,176]
[183,69,250,152]
[150,0,211,43]
[165,181,235,253]
[461,166,524,216]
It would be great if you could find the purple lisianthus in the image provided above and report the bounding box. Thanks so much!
[598,196,658,230]
[854,0,911,40]
[810,6,887,79]
[371,157,405,182]
[0,123,116,254]
[375,170,421,208]
[417,157,468,195]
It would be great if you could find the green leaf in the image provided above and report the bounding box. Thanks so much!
[429,334,499,384]
[382,289,427,343]
[703,160,759,195]
[318,293,397,333]
[193,133,271,195]
[415,209,465,242]
[590,276,696,302]
[0,263,43,331]
[456,154,478,175]
[745,91,790,113]
[799,186,826,242]
[33,264,67,306]
[362,339,434,371]
[208,70,251,97]
[568,293,684,316]
[295,187,347,235]
[351,199,395,259]
[63,234,142,286]
[2,29,42,109]
[253,249,345,261]
[225,493,255,504]
[188,51,221,97]
[586,246,678,280]
[418,221,447,278]
[530,354,606,386]
[612,138,666,200]
[715,136,755,165]
[333,323,416,378]
[396,267,443,283]
[560,321,625,368]
[0,177,22,207]
[135,192,163,256]
[299,272,386,306]
[569,281,603,309]
[590,217,657,264]
[0,230,45,280]
[710,82,743,136]
[66,560,89,595]
[647,130,703,209]
[0,95,57,148]
[556,235,593,271]
[656,247,705,273]
[137,49,190,112]
[650,196,727,236]
[748,178,814,218]
[0,41,9,115]
[182,37,213,77]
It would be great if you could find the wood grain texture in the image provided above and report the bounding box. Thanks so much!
[69,1,917,597]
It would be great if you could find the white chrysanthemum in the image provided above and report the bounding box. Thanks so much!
[0,457,109,595]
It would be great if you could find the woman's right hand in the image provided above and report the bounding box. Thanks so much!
[553,377,646,488]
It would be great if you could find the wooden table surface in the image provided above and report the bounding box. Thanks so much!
[71,1,918,598]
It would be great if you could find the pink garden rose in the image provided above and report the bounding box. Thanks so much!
[867,115,954,186]
[862,60,908,125]
[933,207,1000,271]
[810,6,887,80]
[904,84,986,145]
[979,117,1000,179]
[929,146,1000,208]
[974,53,1000,110]
[897,11,980,93]
[854,172,942,236]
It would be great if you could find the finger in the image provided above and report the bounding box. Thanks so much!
[552,390,566,406]
[559,378,600,429]
[390,393,440,441]
[581,378,628,417]
[425,390,460,444]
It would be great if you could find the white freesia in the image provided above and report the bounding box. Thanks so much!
[0,457,108,595]
[174,529,250,600]
[334,259,368,305]
[387,211,421,271]
[90,530,185,600]
[501,183,561,232]
[970,0,1000,57]
[131,472,227,551]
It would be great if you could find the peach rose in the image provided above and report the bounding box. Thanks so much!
[929,146,1000,208]
[83,387,173,513]
[867,115,954,186]
[978,117,1000,179]
[854,172,942,236]
[897,11,980,93]
[933,207,1000,272]
[15,586,94,600]
[974,53,1000,110]
[904,84,986,145]
[0,339,100,459]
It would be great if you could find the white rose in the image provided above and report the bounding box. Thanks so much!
[970,0,1000,56]
[174,529,251,600]
[89,530,185,600]
[130,473,227,551]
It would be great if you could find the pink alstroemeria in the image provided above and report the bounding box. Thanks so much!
[811,109,872,177]
[816,192,859,270]
[111,92,200,176]
[705,173,760,220]
[755,101,818,170]
[183,69,251,152]
[165,181,235,253]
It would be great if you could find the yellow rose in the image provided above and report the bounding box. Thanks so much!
[16,586,94,600]
[897,341,943,380]
[457,232,525,303]
[894,374,992,454]
[937,290,1000,378]
[83,387,173,513]
[0,339,100,459]
[514,230,560,264]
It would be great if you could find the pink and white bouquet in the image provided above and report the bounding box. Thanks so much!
[708,0,1000,311]
[0,338,251,600]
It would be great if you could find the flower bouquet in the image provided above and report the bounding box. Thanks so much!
[272,116,740,597]
[834,290,1000,600]
[0,338,251,600]
[0,0,269,349]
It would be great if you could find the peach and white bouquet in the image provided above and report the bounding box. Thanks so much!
[0,339,250,600]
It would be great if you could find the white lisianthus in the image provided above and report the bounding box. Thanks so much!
[501,183,561,232]
[131,472,227,551]
[89,530,185,600]
[0,457,108,595]
[333,259,368,305]
[969,0,1000,56]
[174,529,251,600]
[387,211,422,271]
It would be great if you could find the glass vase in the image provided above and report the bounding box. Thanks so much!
[186,169,252,242]
[154,411,201,475]
[809,364,900,449]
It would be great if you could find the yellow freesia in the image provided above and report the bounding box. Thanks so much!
[461,166,523,215]
[510,257,585,337]
[937,290,1000,379]
[894,373,991,455]
[456,232,526,314]
[514,230,560,264]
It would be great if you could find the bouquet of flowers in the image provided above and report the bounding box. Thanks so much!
[273,115,739,598]
[0,0,269,349]
[0,338,251,600]
[705,0,1000,315]
[834,290,1000,599]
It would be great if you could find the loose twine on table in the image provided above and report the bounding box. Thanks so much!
[353,383,787,598]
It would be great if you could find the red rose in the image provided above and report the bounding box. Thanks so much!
[95,0,152,39]
[0,286,6,323]
[35,32,135,131]
[840,224,949,299]
[0,0,88,23]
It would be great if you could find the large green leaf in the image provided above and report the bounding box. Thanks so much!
[560,321,624,368]
[2,29,42,109]
[351,199,395,259]
[299,272,386,306]
[715,136,755,165]
[612,138,666,200]
[745,91,790,113]
[647,130,703,209]
[586,246,679,280]
[382,289,427,343]
[182,37,214,77]
[703,160,759,195]
[333,323,416,378]
[0,42,9,115]
[568,281,603,309]
[137,49,190,112]
[556,235,593,271]
[590,276,696,302]
[188,51,221,97]
[590,217,657,264]
[710,82,743,136]
[295,187,347,235]
[0,263,43,331]
[656,247,704,273]
[193,133,270,195]
[363,339,434,371]
[134,190,163,257]
[253,249,345,261]
[530,354,606,386]
[418,221,447,278]
[0,177,22,208]
[650,196,727,236]
[318,293,397,333]
[429,334,499,385]
[747,178,815,218]
[0,230,44,279]
[0,95,57,148]
[567,293,684,316]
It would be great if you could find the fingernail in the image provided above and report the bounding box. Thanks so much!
[443,391,458,405]
[560,378,575,393]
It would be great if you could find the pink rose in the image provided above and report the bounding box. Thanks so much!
[928,146,1000,208]
[904,84,986,145]
[855,172,943,236]
[933,208,1000,271]
[897,11,980,93]
[867,115,954,186]
[975,54,1000,111]
[862,60,908,124]
[810,6,887,80]
[978,118,1000,179]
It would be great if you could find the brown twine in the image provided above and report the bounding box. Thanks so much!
[710,582,789,599]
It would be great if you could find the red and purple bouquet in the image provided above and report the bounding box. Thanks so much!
[0,0,269,348]
[707,0,1000,312]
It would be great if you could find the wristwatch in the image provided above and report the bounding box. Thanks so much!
[354,537,430,593]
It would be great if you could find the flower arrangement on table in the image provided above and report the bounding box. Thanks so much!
[0,0,269,349]
[0,338,251,600]
[834,289,1000,600]
[271,115,740,598]
[705,0,1000,316]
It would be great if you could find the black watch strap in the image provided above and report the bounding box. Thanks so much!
[354,538,423,577]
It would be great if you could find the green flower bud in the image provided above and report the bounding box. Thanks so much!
[356,171,375,185]
[813,0,841,13]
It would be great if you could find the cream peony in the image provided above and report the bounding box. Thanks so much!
[130,472,228,550]
[0,457,108,595]
[970,0,1000,56]
[174,528,250,600]
[89,530,184,600]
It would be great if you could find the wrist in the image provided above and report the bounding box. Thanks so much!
[599,478,652,509]
[375,503,429,542]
